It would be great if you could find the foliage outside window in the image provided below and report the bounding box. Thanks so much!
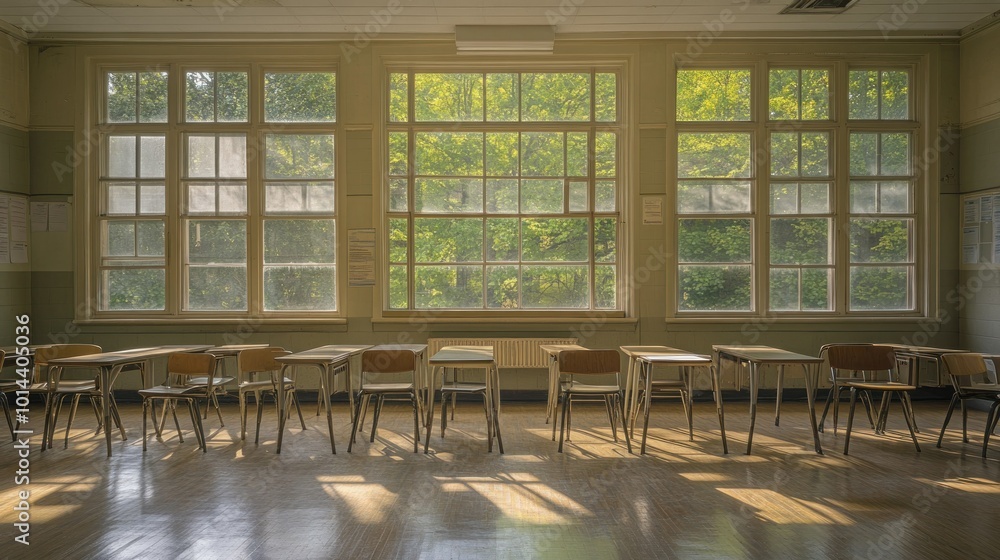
[96,66,338,317]
[386,70,620,311]
[675,65,917,315]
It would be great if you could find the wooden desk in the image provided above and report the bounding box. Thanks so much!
[713,345,824,455]
[368,344,429,426]
[630,351,726,455]
[620,346,686,430]
[47,344,213,457]
[885,345,966,387]
[274,344,371,454]
[425,346,502,453]
[539,343,587,424]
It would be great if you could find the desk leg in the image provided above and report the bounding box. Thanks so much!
[712,363,728,454]
[775,364,784,426]
[276,364,288,453]
[746,361,758,455]
[492,363,504,454]
[641,361,653,455]
[546,358,556,424]
[684,366,694,442]
[623,356,635,433]
[424,365,439,453]
[805,363,824,455]
[322,364,336,454]
[102,366,113,457]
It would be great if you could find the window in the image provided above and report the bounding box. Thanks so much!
[385,70,621,312]
[674,63,918,316]
[92,65,338,318]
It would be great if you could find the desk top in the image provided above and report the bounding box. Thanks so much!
[275,344,373,364]
[539,344,587,357]
[713,344,822,364]
[636,353,712,365]
[206,344,270,356]
[885,344,966,357]
[620,345,687,357]
[370,344,427,355]
[429,345,495,364]
[47,344,214,367]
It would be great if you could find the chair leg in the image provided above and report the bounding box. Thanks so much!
[254,393,265,444]
[819,383,835,433]
[618,393,633,454]
[412,393,420,453]
[190,399,207,452]
[239,390,248,441]
[983,402,1000,458]
[171,401,183,443]
[962,400,969,443]
[0,393,14,442]
[552,392,560,442]
[348,391,364,453]
[558,392,570,453]
[774,367,784,426]
[370,395,385,443]
[937,393,959,448]
[141,398,149,451]
[899,392,920,452]
[292,390,307,430]
[211,392,225,427]
[844,388,858,455]
[440,392,449,437]
[606,395,619,443]
[63,395,82,449]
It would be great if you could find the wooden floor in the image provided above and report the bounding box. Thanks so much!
[1,398,999,559]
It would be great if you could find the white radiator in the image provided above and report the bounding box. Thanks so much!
[427,337,577,368]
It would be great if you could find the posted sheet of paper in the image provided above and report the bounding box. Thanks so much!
[982,195,994,222]
[642,196,663,225]
[348,228,376,287]
[963,226,980,246]
[31,201,49,231]
[48,202,69,231]
[963,245,979,265]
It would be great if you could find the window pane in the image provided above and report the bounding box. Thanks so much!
[770,268,832,311]
[218,72,248,122]
[522,265,588,308]
[677,69,751,121]
[188,266,247,311]
[138,72,168,123]
[677,181,751,214]
[486,73,519,122]
[218,135,246,178]
[568,181,588,212]
[851,266,912,311]
[881,70,909,120]
[678,133,751,178]
[801,70,830,120]
[850,219,912,263]
[188,183,216,214]
[769,133,799,177]
[107,72,137,123]
[104,269,165,311]
[595,265,616,309]
[486,179,518,213]
[770,132,829,178]
[849,70,879,120]
[678,265,752,311]
[801,183,830,214]
[595,73,617,122]
[522,218,588,262]
[850,133,878,176]
[678,219,752,263]
[486,218,519,262]
[264,220,335,264]
[414,265,483,308]
[218,184,247,214]
[595,217,616,263]
[388,132,408,176]
[521,133,564,177]
[107,183,136,215]
[188,220,246,264]
[266,135,335,179]
[801,133,829,177]
[487,265,519,308]
[415,179,483,213]
[139,185,165,215]
[414,218,482,262]
[566,133,588,176]
[140,136,165,178]
[137,221,164,257]
[264,266,336,311]
[389,265,408,309]
[389,178,408,213]
[108,136,136,177]
[486,133,518,176]
[414,73,483,122]
[264,72,336,122]
[596,181,616,212]
[188,135,216,178]
[415,132,483,176]
[881,133,911,176]
[521,179,563,214]
[107,222,135,257]
[768,69,799,121]
[389,73,408,122]
[595,132,616,177]
[879,181,910,213]
[265,182,335,214]
[389,218,408,263]
[770,218,830,265]
[521,73,590,121]
[185,71,215,122]
[769,268,798,311]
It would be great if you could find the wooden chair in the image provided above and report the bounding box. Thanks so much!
[938,353,1000,458]
[818,343,881,434]
[828,345,920,454]
[139,353,217,452]
[236,347,305,443]
[349,349,421,453]
[555,349,632,454]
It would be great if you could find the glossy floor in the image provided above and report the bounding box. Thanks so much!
[1,399,998,559]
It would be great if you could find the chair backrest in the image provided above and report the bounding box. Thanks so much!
[558,349,620,376]
[942,353,994,390]
[362,350,416,374]
[826,344,895,371]
[237,347,288,376]
[34,344,102,365]
[167,352,217,380]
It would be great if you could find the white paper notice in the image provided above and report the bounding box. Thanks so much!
[994,206,1000,264]
[30,201,49,232]
[10,241,28,264]
[964,198,980,224]
[642,196,663,225]
[9,195,27,243]
[963,226,980,246]
[48,202,69,232]
[0,193,9,264]
[963,245,979,265]
[982,196,994,222]
[348,228,376,287]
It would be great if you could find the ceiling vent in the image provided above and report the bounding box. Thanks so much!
[780,0,860,14]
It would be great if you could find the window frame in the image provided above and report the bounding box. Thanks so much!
[379,62,629,319]
[83,59,343,322]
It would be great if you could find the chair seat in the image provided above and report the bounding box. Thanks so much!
[845,381,915,391]
[440,383,487,393]
[239,378,294,391]
[362,382,415,393]
[138,385,207,397]
[968,383,1000,392]
[564,383,621,394]
[187,376,235,387]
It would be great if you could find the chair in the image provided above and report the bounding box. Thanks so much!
[426,358,494,453]
[818,343,881,434]
[348,349,421,453]
[30,344,124,450]
[938,353,1000,458]
[554,349,632,454]
[139,353,217,452]
[627,367,690,440]
[186,354,236,426]
[236,347,305,443]
[827,345,920,454]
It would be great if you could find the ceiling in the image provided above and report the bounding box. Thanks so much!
[1,0,998,38]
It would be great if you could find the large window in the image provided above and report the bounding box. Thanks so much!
[385,70,621,312]
[674,63,918,315]
[93,65,338,318]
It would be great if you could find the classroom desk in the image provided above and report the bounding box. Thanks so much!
[631,351,726,455]
[367,344,429,426]
[620,346,686,431]
[273,344,372,454]
[886,345,967,387]
[713,345,824,455]
[47,344,213,457]
[539,343,587,424]
[425,345,502,453]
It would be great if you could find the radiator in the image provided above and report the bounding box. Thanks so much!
[427,337,578,368]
